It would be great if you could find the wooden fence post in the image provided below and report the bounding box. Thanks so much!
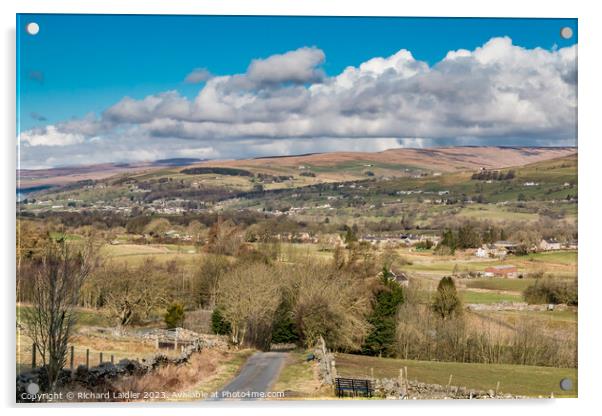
[99,352,103,364]
[32,343,37,369]
[399,368,404,391]
[85,348,89,368]
[70,346,74,370]
[111,355,114,364]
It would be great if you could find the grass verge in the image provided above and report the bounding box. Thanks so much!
[192,349,255,398]
[271,351,330,399]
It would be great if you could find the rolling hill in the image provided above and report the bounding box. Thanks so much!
[17,147,576,200]
[185,146,576,175]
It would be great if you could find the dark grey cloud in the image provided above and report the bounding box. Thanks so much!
[30,112,47,122]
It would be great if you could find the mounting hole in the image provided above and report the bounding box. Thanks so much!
[26,22,40,36]
[26,382,40,395]
[559,378,573,391]
[560,27,573,40]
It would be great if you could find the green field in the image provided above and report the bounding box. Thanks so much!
[335,353,577,397]
[17,305,110,328]
[465,278,535,292]
[527,250,577,265]
[457,205,540,222]
[460,290,523,304]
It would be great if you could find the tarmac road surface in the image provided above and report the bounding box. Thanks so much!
[211,351,288,401]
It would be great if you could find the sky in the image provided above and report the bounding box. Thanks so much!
[17,15,578,169]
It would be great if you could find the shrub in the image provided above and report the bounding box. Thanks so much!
[164,303,185,329]
[523,278,577,305]
[432,276,463,319]
[436,229,456,255]
[211,308,231,335]
[414,240,433,250]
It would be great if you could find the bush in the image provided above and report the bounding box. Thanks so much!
[436,229,456,255]
[164,303,185,329]
[211,308,231,335]
[523,278,577,305]
[414,240,433,250]
[432,276,463,319]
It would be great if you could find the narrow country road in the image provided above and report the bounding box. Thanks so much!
[211,352,288,401]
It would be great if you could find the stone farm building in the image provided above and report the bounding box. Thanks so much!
[484,265,519,278]
[539,238,562,251]
[381,269,410,287]
[475,240,519,258]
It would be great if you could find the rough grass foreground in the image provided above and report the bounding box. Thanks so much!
[107,349,252,402]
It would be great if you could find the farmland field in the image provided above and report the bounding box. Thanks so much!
[460,290,523,304]
[465,278,536,292]
[335,353,577,398]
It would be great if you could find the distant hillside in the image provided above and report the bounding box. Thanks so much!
[18,163,157,188]
[18,147,576,188]
[19,158,202,188]
[186,146,577,175]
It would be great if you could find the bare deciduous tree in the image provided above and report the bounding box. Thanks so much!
[216,262,282,348]
[205,217,243,256]
[289,262,371,351]
[97,260,170,330]
[22,236,96,390]
[195,254,231,308]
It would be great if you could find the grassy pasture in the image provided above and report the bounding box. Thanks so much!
[526,250,577,265]
[465,278,535,292]
[101,243,201,266]
[456,205,540,222]
[491,309,578,332]
[334,353,577,398]
[460,290,523,304]
[17,305,110,328]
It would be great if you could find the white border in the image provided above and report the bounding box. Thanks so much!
[2,1,601,415]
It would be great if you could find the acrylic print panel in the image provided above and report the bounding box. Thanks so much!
[16,14,577,402]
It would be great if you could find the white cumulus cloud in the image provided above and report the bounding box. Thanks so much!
[19,37,577,168]
[20,125,85,147]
